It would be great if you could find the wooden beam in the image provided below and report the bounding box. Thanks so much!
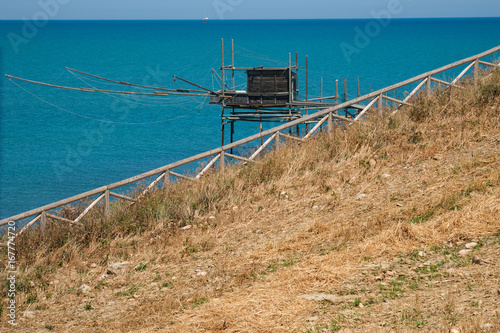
[16,214,41,237]
[452,61,475,84]
[478,60,500,68]
[224,152,256,163]
[354,96,379,121]
[430,77,464,89]
[46,213,83,227]
[403,78,428,104]
[304,115,328,140]
[249,133,277,160]
[109,191,137,202]
[279,132,305,142]
[168,171,195,182]
[138,172,166,198]
[196,154,220,179]
[381,94,413,107]
[74,193,105,223]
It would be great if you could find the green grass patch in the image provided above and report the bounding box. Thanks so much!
[116,284,139,297]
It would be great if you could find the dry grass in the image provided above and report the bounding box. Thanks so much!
[1,70,500,332]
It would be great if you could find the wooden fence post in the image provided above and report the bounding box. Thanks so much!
[378,93,383,113]
[327,112,333,133]
[40,211,47,237]
[473,59,479,86]
[104,190,110,217]
[275,132,280,150]
[163,171,170,190]
[220,151,225,171]
[426,76,432,97]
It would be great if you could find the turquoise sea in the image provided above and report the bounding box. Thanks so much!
[1,18,500,219]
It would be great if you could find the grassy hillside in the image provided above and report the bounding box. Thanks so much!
[2,69,500,332]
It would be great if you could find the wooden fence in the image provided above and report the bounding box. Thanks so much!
[1,44,500,240]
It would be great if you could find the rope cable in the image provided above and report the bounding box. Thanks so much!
[9,79,197,125]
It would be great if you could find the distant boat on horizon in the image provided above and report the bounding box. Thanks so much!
[203,17,208,24]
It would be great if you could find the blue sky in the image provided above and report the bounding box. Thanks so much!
[1,0,499,20]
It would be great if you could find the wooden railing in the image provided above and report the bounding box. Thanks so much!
[2,45,500,239]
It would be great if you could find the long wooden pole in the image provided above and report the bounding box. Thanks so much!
[357,76,360,97]
[231,39,235,91]
[305,55,309,102]
[221,38,225,147]
[320,77,323,102]
[335,79,338,101]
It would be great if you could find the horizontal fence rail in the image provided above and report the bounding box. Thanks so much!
[2,45,500,240]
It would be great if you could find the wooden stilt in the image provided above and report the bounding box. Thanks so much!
[357,76,360,97]
[335,79,339,102]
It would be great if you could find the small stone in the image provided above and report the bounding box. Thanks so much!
[312,205,319,210]
[232,206,239,211]
[441,262,456,270]
[458,249,471,257]
[382,173,391,178]
[208,216,216,220]
[357,194,366,199]
[107,262,130,275]
[386,271,395,276]
[30,281,35,287]
[280,191,287,196]
[133,294,140,299]
[90,263,97,268]
[450,329,459,333]
[307,316,318,322]
[80,284,91,294]
[381,263,390,271]
[472,255,481,265]
[374,275,383,281]
[396,203,403,207]
[98,274,108,281]
[108,301,115,306]
[23,311,35,318]
[197,271,207,276]
[362,222,368,227]
[369,159,377,167]
[418,251,425,257]
[181,225,192,230]
[358,302,365,308]
[465,242,477,249]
